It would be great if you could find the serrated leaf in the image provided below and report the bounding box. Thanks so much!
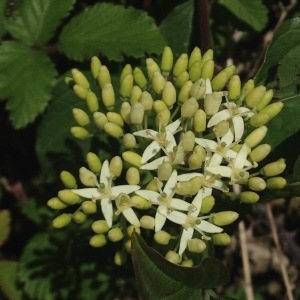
[0,209,11,246]
[0,41,57,128]
[160,0,194,55]
[131,232,229,300]
[4,0,76,46]
[58,3,166,61]
[0,261,22,300]
[218,0,268,32]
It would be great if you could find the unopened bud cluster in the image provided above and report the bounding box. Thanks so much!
[49,46,286,265]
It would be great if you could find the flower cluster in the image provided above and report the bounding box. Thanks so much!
[48,46,286,266]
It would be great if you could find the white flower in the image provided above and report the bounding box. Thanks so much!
[133,119,181,164]
[207,101,254,141]
[72,160,140,227]
[135,169,190,231]
[164,188,223,255]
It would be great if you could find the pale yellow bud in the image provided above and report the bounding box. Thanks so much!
[97,65,111,88]
[249,144,271,162]
[79,167,97,187]
[248,177,266,191]
[213,120,230,137]
[130,102,144,125]
[153,100,168,113]
[188,152,203,169]
[181,131,195,151]
[259,101,283,119]
[52,213,72,229]
[93,112,108,130]
[213,233,231,246]
[241,79,255,99]
[162,81,176,107]
[103,122,123,138]
[204,92,223,115]
[70,126,91,140]
[194,144,206,157]
[91,220,109,233]
[222,65,236,78]
[266,177,287,189]
[73,84,88,100]
[187,238,206,253]
[120,102,131,124]
[165,250,181,264]
[257,89,274,111]
[190,78,206,100]
[200,59,214,80]
[200,49,214,67]
[181,97,198,118]
[139,91,154,111]
[123,133,137,149]
[47,197,68,210]
[176,181,192,196]
[58,189,80,205]
[101,83,115,110]
[72,211,87,224]
[124,239,131,253]
[72,108,90,126]
[140,215,155,230]
[173,53,188,77]
[212,211,239,226]
[154,230,171,245]
[122,151,142,167]
[89,234,107,248]
[188,176,203,195]
[110,156,123,178]
[107,112,124,127]
[200,195,215,214]
[71,69,90,89]
[60,171,77,189]
[130,195,152,210]
[120,73,134,99]
[81,200,97,214]
[240,191,260,204]
[245,85,266,108]
[249,112,271,127]
[193,109,206,132]
[161,46,173,73]
[245,126,268,148]
[146,58,160,80]
[133,67,147,89]
[261,159,286,177]
[157,162,173,181]
[86,91,99,112]
[91,56,101,79]
[188,60,201,82]
[108,227,123,242]
[120,64,132,83]
[130,85,143,105]
[127,225,141,236]
[126,167,140,185]
[174,71,189,88]
[211,70,228,91]
[181,259,194,267]
[146,178,162,192]
[228,75,241,100]
[188,47,202,69]
[114,250,127,266]
[152,71,165,94]
[178,80,193,104]
[156,109,171,128]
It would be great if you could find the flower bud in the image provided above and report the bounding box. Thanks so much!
[114,250,127,266]
[200,195,215,214]
[249,112,271,127]
[70,126,91,140]
[200,49,213,67]
[259,101,283,119]
[161,46,173,74]
[130,102,144,125]
[81,200,97,214]
[162,81,176,107]
[103,122,123,138]
[246,85,266,108]
[211,70,228,91]
[107,227,123,242]
[173,53,188,77]
[91,56,101,79]
[101,83,115,110]
[188,47,201,69]
[52,213,72,229]
[193,109,206,132]
[120,102,131,124]
[89,234,107,247]
[146,58,160,80]
[91,220,109,233]
[47,197,68,210]
[120,64,132,83]
[72,211,87,224]
[153,100,168,113]
[154,230,171,245]
[156,109,171,128]
[122,151,142,167]
[180,131,195,151]
[157,162,173,181]
[110,156,123,178]
[213,120,230,137]
[58,189,80,205]
[241,79,255,99]
[240,191,260,204]
[131,195,152,210]
[60,171,77,189]
[200,59,214,80]
[261,159,286,177]
[146,178,162,192]
[244,126,268,148]
[204,92,223,115]
[165,250,181,264]
[152,71,165,94]
[126,167,140,185]
[248,177,266,191]
[73,84,88,100]
[107,112,124,127]
[181,97,198,118]
[181,259,194,267]
[190,78,206,100]
[256,89,274,111]
[178,80,193,104]
[176,181,192,196]
[93,112,108,130]
[187,238,207,253]
[79,167,97,187]
[266,177,287,189]
[129,85,142,105]
[71,69,90,89]
[212,211,239,226]
[223,65,236,78]
[174,71,189,88]
[97,66,111,88]
[212,233,231,246]
[228,75,241,100]
[72,108,90,126]
[123,133,137,149]
[127,225,141,236]
[188,153,203,170]
[86,91,99,112]
[139,91,154,111]
[124,239,131,253]
[249,144,271,162]
[188,60,201,82]
[188,176,203,195]
[140,215,155,230]
[133,67,147,89]
[86,152,101,173]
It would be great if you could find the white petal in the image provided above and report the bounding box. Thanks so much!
[166,118,181,133]
[221,129,234,145]
[100,160,110,186]
[238,106,252,115]
[170,198,191,211]
[190,189,204,214]
[135,190,160,205]
[232,115,244,141]
[234,143,248,169]
[179,227,194,255]
[164,210,187,225]
[133,129,157,139]
[224,149,238,161]
[163,169,177,195]
[101,197,113,228]
[206,165,232,177]
[140,156,168,170]
[155,209,167,231]
[164,131,177,154]
[122,208,140,227]
[195,220,223,233]
[111,185,140,197]
[209,153,223,166]
[72,188,101,199]
[204,78,212,95]
[195,138,217,150]
[141,140,161,163]
[207,110,231,128]
[177,172,203,181]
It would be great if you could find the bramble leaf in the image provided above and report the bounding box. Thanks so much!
[58,3,166,61]
[0,41,57,128]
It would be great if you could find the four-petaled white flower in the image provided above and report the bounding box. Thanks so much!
[72,160,140,227]
[135,169,190,231]
[163,187,223,255]
[133,119,181,164]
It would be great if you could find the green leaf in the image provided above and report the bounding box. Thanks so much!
[218,0,268,32]
[58,3,166,61]
[131,232,229,300]
[0,261,22,300]
[4,0,75,46]
[0,41,57,128]
[160,0,194,55]
[0,0,8,38]
[0,209,11,247]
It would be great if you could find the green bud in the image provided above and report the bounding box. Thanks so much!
[140,215,155,230]
[162,81,176,107]
[222,65,236,78]
[120,102,131,124]
[212,233,231,246]
[130,85,143,105]
[249,112,271,127]
[261,159,286,177]
[107,112,124,127]
[188,47,201,69]
[130,195,152,210]
[58,189,80,205]
[71,69,90,89]
[174,71,189,88]
[91,56,101,79]
[212,211,239,226]
[204,92,223,115]
[122,151,142,167]
[178,80,193,104]
[200,49,213,68]
[187,238,206,253]
[193,109,206,132]
[110,156,123,178]
[73,84,88,100]
[101,83,115,110]
[161,46,173,73]
[89,234,107,248]
[72,211,87,224]
[241,79,255,99]
[86,152,102,173]
[120,64,132,83]
[213,120,230,137]
[146,58,160,80]
[52,213,72,229]
[190,78,206,100]
[91,220,109,233]
[47,197,68,210]
[130,102,144,125]
[173,53,188,77]
[188,60,201,82]
[176,181,192,196]
[165,250,181,264]
[180,130,195,151]
[256,89,274,111]
[245,85,266,108]
[60,171,77,189]
[200,59,214,80]
[79,167,97,187]
[72,108,90,126]
[211,70,228,91]
[127,225,141,236]
[181,259,194,267]
[97,66,111,88]
[126,167,140,185]
[200,195,215,214]
[123,133,137,149]
[107,227,123,242]
[104,122,123,138]
[86,91,99,112]
[120,73,134,99]
[259,101,283,119]
[154,230,171,245]
[188,152,203,170]
[228,75,241,100]
[266,177,287,189]
[181,97,198,118]
[139,91,154,111]
[244,126,268,148]
[157,162,173,181]
[133,67,147,89]
[114,250,127,266]
[248,177,266,191]
[124,239,131,253]
[240,191,260,204]
[249,144,271,162]
[93,112,108,130]
[81,200,97,214]
[153,100,168,113]
[152,71,165,94]
[70,126,91,140]
[156,109,171,128]
[188,176,203,195]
